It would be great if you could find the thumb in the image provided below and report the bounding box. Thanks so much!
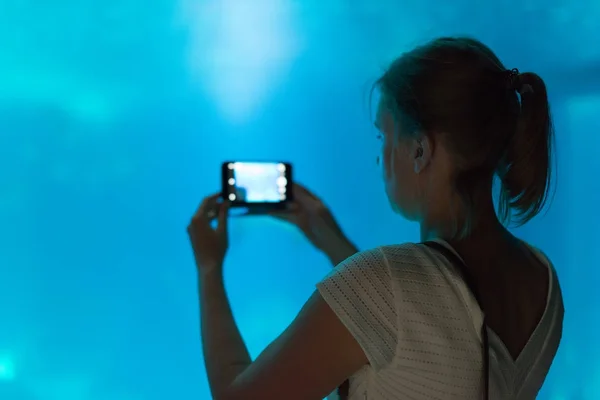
[216,202,230,236]
[269,203,300,224]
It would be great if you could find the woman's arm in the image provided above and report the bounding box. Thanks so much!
[324,236,359,266]
[199,266,367,400]
[197,239,358,398]
[202,286,368,400]
[198,269,252,399]
[198,247,397,400]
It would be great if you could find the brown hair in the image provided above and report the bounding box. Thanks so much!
[374,36,554,236]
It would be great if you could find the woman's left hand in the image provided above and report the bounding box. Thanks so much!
[187,193,230,275]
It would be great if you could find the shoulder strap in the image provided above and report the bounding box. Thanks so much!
[423,241,489,400]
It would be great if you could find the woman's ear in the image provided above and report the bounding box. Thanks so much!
[413,134,433,173]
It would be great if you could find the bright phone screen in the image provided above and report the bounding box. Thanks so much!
[224,162,289,203]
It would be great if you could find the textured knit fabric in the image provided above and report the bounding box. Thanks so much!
[316,240,564,400]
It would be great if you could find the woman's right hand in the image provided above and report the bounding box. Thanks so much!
[270,184,358,266]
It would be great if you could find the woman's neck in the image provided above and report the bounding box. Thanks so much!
[419,191,505,244]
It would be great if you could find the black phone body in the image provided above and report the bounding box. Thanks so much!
[221,161,293,212]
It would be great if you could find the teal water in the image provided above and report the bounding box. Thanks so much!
[1,1,599,399]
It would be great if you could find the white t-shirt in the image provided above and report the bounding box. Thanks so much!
[316,240,564,400]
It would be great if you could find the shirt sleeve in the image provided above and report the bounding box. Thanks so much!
[316,248,397,372]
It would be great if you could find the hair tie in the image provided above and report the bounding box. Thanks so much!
[507,68,533,95]
[507,68,520,91]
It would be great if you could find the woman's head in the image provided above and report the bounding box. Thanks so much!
[373,37,554,237]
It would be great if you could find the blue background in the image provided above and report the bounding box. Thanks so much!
[1,1,599,399]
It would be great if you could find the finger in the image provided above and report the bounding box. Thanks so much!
[268,202,298,216]
[216,201,230,236]
[270,202,306,225]
[292,184,323,210]
[194,193,221,220]
[291,186,312,206]
[285,202,300,212]
[293,183,320,202]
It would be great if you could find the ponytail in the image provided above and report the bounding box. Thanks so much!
[497,72,554,225]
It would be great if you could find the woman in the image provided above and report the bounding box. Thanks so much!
[187,37,564,399]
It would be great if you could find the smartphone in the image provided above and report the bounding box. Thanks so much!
[221,161,293,211]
